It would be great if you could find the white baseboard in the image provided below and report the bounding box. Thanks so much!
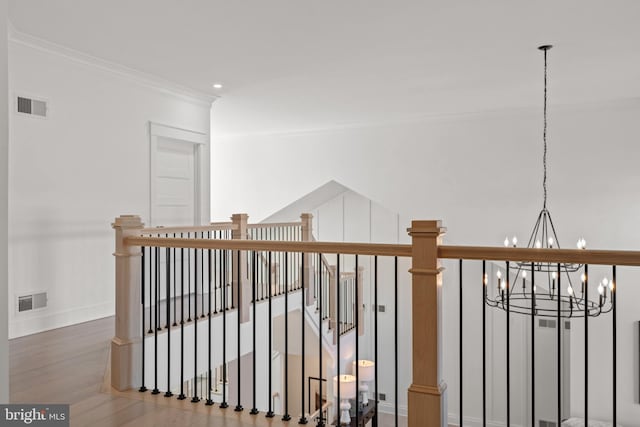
[9,301,114,338]
[378,401,408,417]
[448,413,525,427]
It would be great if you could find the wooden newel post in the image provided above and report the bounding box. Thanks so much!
[231,213,250,323]
[111,215,144,391]
[407,220,447,427]
[300,213,315,307]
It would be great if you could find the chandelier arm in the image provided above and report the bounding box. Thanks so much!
[599,303,614,315]
[546,210,563,249]
[526,210,545,248]
[542,210,549,248]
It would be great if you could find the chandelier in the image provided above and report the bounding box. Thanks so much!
[485,45,613,318]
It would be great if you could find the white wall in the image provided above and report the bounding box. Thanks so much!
[211,100,640,425]
[8,37,212,338]
[0,2,9,404]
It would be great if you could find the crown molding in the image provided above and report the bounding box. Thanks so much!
[213,96,640,140]
[8,23,218,108]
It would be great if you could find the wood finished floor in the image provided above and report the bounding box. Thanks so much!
[9,317,406,427]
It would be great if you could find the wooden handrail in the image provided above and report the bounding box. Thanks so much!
[140,223,235,234]
[247,221,302,229]
[125,236,412,257]
[126,236,640,266]
[438,245,640,267]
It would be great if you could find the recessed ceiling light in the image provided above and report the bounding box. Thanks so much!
[213,83,223,89]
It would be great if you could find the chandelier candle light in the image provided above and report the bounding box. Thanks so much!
[486,45,613,319]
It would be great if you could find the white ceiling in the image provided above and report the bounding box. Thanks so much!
[9,1,640,135]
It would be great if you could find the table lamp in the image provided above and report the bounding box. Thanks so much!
[333,374,356,425]
[352,360,375,405]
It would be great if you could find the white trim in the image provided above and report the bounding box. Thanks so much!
[212,96,640,139]
[150,122,208,145]
[377,401,408,417]
[8,25,218,108]
[448,413,526,427]
[149,122,208,226]
[9,301,113,339]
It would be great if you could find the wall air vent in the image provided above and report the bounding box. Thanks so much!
[17,292,47,312]
[539,319,557,329]
[16,96,47,118]
[539,420,557,427]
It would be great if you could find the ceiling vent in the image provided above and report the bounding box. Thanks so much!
[18,292,47,312]
[16,96,47,118]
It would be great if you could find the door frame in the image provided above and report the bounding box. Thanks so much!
[149,122,209,226]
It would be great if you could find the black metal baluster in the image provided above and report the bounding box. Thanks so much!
[506,261,510,427]
[318,253,324,427]
[459,259,463,427]
[188,235,192,322]
[531,262,535,427]
[165,246,173,397]
[156,240,161,333]
[148,244,153,334]
[336,254,341,417]
[355,255,360,427]
[152,246,160,395]
[164,234,169,329]
[173,236,177,327]
[214,234,218,314]
[299,252,307,424]
[282,252,291,421]
[374,256,379,427]
[251,251,259,415]
[140,246,147,392]
[266,251,274,418]
[557,263,561,425]
[482,260,486,427]
[208,232,211,316]
[612,265,617,426]
[221,249,228,409]
[206,246,214,406]
[260,229,263,301]
[236,250,243,412]
[192,248,200,403]
[201,234,205,318]
[178,247,186,400]
[230,246,234,309]
[585,264,589,426]
[394,256,398,427]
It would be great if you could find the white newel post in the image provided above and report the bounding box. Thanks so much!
[231,213,250,323]
[111,215,144,391]
[300,213,315,307]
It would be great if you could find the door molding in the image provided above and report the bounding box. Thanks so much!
[149,122,209,226]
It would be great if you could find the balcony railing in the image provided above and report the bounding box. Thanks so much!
[111,215,640,427]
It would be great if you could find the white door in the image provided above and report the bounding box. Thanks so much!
[150,123,208,227]
[153,137,196,226]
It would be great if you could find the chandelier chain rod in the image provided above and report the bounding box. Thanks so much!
[543,48,548,209]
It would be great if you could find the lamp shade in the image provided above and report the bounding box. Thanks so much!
[352,360,375,382]
[333,375,357,399]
